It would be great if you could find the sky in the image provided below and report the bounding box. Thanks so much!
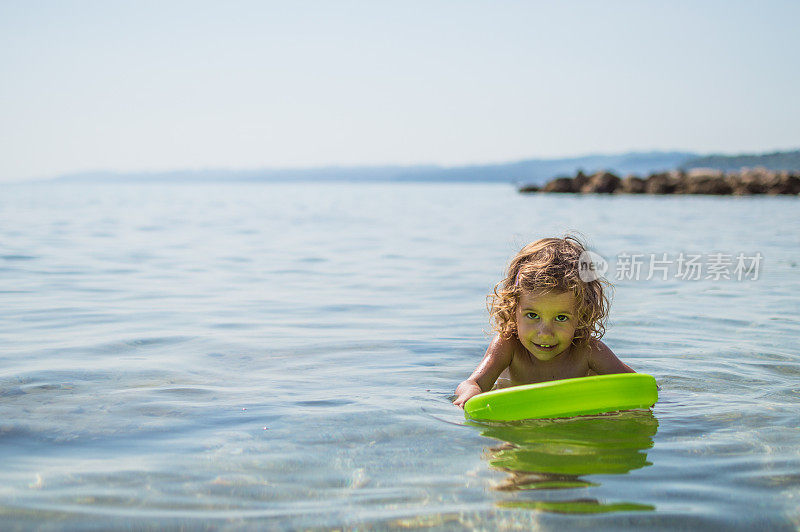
[1,0,798,182]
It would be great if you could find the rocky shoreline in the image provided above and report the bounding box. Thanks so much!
[519,167,800,195]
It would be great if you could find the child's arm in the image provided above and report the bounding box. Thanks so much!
[587,340,636,375]
[453,334,514,408]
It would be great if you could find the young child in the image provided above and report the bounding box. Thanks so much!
[453,236,634,408]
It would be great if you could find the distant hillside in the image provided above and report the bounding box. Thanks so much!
[53,166,440,183]
[681,149,800,172]
[51,151,697,185]
[392,151,696,184]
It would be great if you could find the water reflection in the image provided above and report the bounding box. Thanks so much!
[472,410,658,513]
[497,499,656,514]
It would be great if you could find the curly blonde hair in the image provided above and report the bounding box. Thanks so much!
[488,236,611,346]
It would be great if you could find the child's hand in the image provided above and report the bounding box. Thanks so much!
[452,381,483,409]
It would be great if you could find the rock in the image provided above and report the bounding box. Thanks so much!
[762,171,800,195]
[730,169,768,195]
[530,166,800,196]
[687,168,724,179]
[726,167,800,195]
[677,173,733,195]
[580,171,620,193]
[542,177,577,193]
[645,173,677,194]
[620,175,646,193]
[573,170,590,191]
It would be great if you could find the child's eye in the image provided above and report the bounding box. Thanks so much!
[525,312,538,320]
[555,315,569,322]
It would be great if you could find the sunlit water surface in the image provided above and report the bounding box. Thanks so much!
[1,182,799,530]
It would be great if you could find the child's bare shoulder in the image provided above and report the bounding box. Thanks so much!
[573,339,608,356]
[488,332,516,351]
[581,339,635,374]
[492,333,527,360]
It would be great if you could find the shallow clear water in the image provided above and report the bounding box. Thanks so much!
[1,182,798,530]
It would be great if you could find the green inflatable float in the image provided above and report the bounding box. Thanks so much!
[464,373,658,422]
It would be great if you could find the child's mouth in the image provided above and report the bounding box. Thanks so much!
[533,342,557,350]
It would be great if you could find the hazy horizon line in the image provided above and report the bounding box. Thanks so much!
[6,146,799,184]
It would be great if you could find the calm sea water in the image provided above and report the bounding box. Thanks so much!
[1,182,798,530]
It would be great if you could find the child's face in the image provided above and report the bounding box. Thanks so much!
[515,289,578,362]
